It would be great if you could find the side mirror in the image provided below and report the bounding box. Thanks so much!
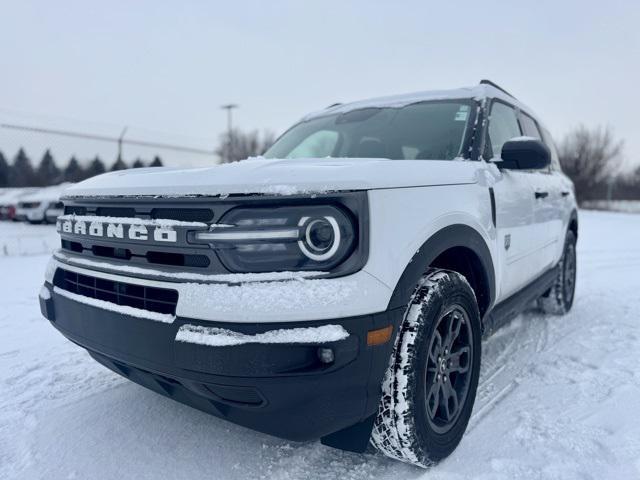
[499,138,551,170]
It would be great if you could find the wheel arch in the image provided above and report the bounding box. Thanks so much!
[387,224,495,318]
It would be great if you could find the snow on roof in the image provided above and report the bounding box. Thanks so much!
[303,83,537,121]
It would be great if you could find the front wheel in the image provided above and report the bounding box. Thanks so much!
[370,269,481,467]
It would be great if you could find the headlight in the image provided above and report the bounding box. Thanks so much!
[192,205,358,273]
[298,216,340,261]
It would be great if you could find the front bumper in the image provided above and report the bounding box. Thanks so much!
[47,254,393,323]
[39,280,403,446]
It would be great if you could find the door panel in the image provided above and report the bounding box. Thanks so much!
[486,100,543,301]
[528,172,564,274]
[492,168,539,301]
[516,112,564,277]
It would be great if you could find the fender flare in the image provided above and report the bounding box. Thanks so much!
[386,224,496,312]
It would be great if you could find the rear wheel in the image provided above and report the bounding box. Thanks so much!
[538,230,577,315]
[370,269,481,467]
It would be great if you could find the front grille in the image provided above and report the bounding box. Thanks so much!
[151,208,214,222]
[53,268,178,315]
[96,206,137,217]
[63,205,214,222]
[60,240,211,268]
[58,199,249,276]
[65,206,87,215]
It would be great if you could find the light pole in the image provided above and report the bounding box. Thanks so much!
[117,126,128,162]
[220,104,238,162]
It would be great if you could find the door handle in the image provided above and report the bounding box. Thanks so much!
[561,191,570,197]
[535,191,549,199]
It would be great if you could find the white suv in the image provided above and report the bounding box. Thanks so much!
[40,80,577,467]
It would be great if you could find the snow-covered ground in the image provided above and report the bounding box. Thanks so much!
[1,211,640,480]
[0,221,59,257]
[582,200,640,213]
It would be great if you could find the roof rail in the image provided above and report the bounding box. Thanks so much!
[479,79,517,100]
[326,103,342,109]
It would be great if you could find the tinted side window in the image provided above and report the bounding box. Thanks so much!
[487,102,521,159]
[520,113,542,140]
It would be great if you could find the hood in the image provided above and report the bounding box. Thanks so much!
[63,158,478,198]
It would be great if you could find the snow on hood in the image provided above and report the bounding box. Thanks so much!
[63,158,477,198]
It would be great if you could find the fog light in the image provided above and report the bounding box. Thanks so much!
[317,347,335,364]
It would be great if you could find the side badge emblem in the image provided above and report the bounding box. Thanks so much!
[504,234,511,251]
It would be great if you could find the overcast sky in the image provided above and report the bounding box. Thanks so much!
[1,0,638,169]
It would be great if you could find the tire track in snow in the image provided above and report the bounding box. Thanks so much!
[469,310,551,431]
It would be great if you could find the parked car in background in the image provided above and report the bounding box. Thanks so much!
[15,184,71,224]
[45,201,65,224]
[0,188,38,220]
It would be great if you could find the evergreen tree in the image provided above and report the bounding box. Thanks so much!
[132,158,145,168]
[0,151,9,187]
[149,155,163,167]
[36,149,61,186]
[85,156,107,178]
[9,148,38,187]
[63,156,85,183]
[111,156,127,171]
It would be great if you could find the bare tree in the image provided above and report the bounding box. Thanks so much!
[558,125,624,204]
[216,129,276,164]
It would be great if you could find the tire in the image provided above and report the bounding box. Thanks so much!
[538,230,577,315]
[370,269,482,467]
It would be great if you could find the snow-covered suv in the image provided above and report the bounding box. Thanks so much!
[40,80,578,467]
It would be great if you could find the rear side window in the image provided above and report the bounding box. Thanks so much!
[487,102,521,159]
[520,113,542,140]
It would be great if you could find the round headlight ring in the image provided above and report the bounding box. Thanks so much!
[298,216,341,261]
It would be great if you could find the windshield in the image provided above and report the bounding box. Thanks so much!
[264,100,474,161]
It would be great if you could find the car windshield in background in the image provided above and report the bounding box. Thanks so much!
[264,100,474,161]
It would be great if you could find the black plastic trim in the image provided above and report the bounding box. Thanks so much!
[40,281,403,446]
[483,265,558,335]
[387,224,496,314]
[489,187,496,227]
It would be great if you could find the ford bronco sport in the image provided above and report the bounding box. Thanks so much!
[40,80,578,467]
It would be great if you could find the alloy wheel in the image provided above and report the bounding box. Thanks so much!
[424,306,474,434]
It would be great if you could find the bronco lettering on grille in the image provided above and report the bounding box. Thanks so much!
[56,219,178,243]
